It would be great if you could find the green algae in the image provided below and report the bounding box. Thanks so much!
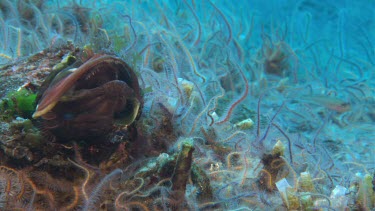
[0,88,37,120]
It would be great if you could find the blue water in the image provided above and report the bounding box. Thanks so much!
[0,0,374,210]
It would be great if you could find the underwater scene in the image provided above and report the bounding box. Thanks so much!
[0,0,374,210]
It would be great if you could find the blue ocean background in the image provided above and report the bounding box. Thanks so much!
[0,0,374,210]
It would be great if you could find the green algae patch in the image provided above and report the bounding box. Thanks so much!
[0,88,37,120]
